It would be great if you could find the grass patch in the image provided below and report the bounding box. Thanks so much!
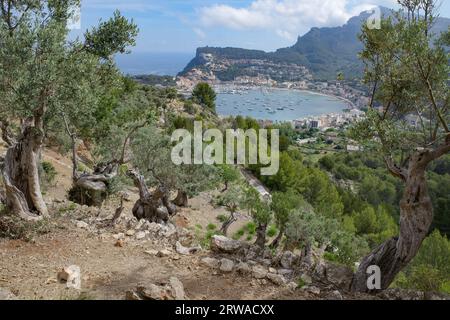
[216,214,228,223]
[206,223,217,231]
[233,228,245,240]
[297,278,306,289]
[57,202,77,215]
[0,215,52,241]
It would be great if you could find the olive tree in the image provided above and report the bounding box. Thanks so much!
[269,189,304,248]
[218,185,245,235]
[0,1,137,220]
[350,0,450,292]
[242,187,272,249]
[128,126,218,222]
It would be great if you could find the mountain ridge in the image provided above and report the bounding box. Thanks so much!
[180,7,450,81]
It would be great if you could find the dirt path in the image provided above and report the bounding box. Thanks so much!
[0,221,305,300]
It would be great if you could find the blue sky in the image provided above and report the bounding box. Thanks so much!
[73,0,450,54]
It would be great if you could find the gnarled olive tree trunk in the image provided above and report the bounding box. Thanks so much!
[127,169,177,223]
[69,160,118,207]
[173,189,188,207]
[351,146,448,293]
[64,115,119,207]
[1,121,48,221]
[220,211,237,236]
[255,223,267,249]
[269,227,284,249]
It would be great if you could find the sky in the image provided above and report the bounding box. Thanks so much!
[73,0,450,55]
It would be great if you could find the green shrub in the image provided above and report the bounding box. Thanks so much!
[246,222,256,235]
[323,251,339,263]
[233,228,245,240]
[297,278,306,289]
[201,230,222,248]
[266,225,278,237]
[207,223,217,231]
[392,230,450,293]
[41,161,57,187]
[216,214,228,223]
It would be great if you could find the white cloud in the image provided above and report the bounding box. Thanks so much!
[193,27,206,39]
[199,0,382,41]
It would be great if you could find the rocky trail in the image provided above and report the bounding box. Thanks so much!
[0,147,447,301]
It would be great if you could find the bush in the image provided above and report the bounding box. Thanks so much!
[41,161,57,187]
[216,214,228,223]
[0,215,52,241]
[207,223,217,231]
[233,228,245,240]
[408,265,445,292]
[393,230,450,293]
[246,222,256,235]
[266,225,278,237]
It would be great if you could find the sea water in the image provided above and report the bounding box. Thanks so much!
[216,88,349,122]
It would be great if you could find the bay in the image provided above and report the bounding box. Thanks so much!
[216,88,350,122]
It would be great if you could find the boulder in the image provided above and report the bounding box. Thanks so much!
[126,229,136,236]
[300,273,312,285]
[235,262,251,275]
[163,223,177,238]
[113,233,125,240]
[201,257,220,269]
[327,290,343,300]
[306,286,321,295]
[252,265,268,279]
[75,221,89,230]
[175,241,201,255]
[324,262,354,290]
[287,282,298,292]
[127,278,186,300]
[137,284,171,300]
[277,269,293,277]
[280,251,296,269]
[210,235,243,253]
[57,265,81,289]
[135,231,147,240]
[144,249,158,256]
[219,258,234,273]
[266,273,286,286]
[169,277,185,300]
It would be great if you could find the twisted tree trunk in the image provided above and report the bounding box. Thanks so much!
[351,147,446,293]
[173,189,188,207]
[63,115,119,207]
[69,160,118,207]
[269,227,284,249]
[255,223,267,249]
[127,169,177,223]
[220,211,237,236]
[1,123,48,221]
